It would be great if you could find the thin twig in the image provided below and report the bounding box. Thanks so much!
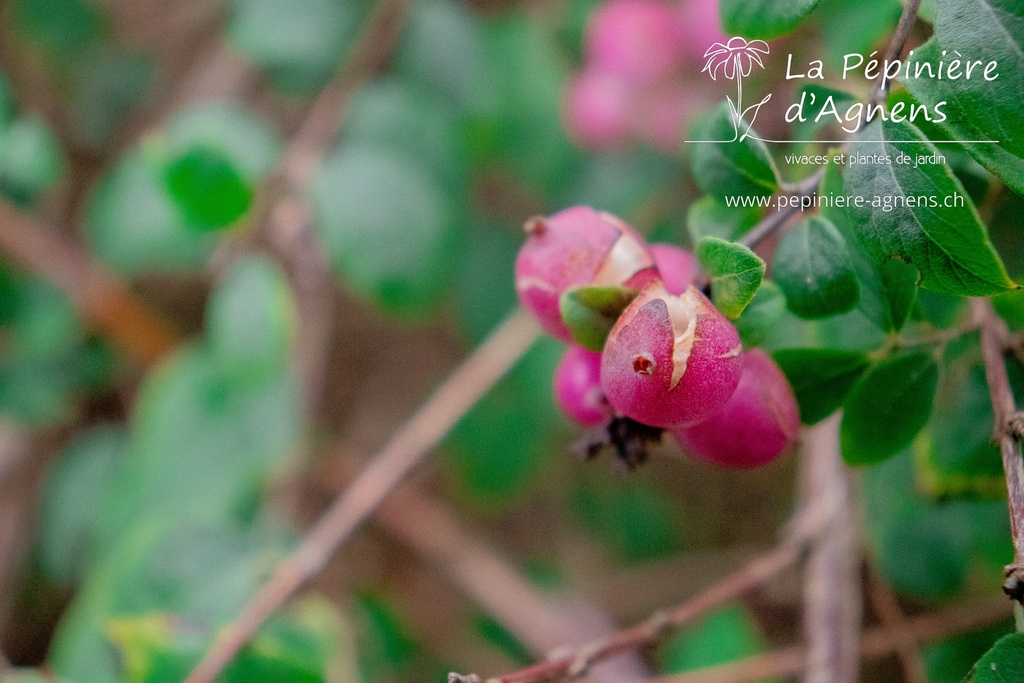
[739,170,823,250]
[0,201,179,365]
[652,597,1011,683]
[184,309,540,683]
[868,0,923,112]
[452,496,839,683]
[364,478,648,682]
[867,568,929,683]
[972,297,1024,603]
[801,416,861,683]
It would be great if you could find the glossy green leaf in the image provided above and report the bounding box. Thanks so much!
[689,102,778,199]
[966,633,1024,682]
[560,285,637,352]
[821,159,918,332]
[841,351,939,465]
[0,115,63,205]
[772,348,869,424]
[312,146,457,319]
[227,0,361,93]
[206,256,296,382]
[720,0,821,39]
[926,624,1014,683]
[733,281,786,346]
[773,216,859,319]
[687,195,762,243]
[844,118,1016,296]
[902,0,1024,194]
[86,152,217,274]
[696,236,765,318]
[164,146,252,230]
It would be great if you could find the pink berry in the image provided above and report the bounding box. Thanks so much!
[554,345,609,426]
[585,0,683,84]
[601,280,742,428]
[672,349,800,467]
[515,206,657,342]
[677,0,728,62]
[563,69,633,149]
[650,243,698,295]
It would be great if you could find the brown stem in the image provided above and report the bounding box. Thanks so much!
[365,478,648,682]
[651,598,1010,683]
[972,297,1024,603]
[800,417,861,683]
[0,201,179,365]
[452,503,835,683]
[867,568,928,683]
[183,310,540,683]
[868,0,923,112]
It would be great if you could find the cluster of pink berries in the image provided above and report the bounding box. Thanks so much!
[563,0,725,151]
[515,206,800,469]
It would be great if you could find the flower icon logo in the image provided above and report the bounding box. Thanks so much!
[701,37,772,141]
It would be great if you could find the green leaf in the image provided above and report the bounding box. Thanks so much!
[926,624,1014,683]
[164,145,252,231]
[720,0,822,39]
[227,0,362,93]
[695,236,766,318]
[901,0,1024,194]
[559,285,637,352]
[312,146,458,319]
[844,118,1016,296]
[821,158,918,333]
[734,280,786,346]
[688,102,779,200]
[206,256,296,382]
[773,216,859,319]
[772,348,869,424]
[841,351,939,465]
[0,115,63,205]
[394,0,487,112]
[162,103,280,185]
[817,0,902,69]
[687,195,762,243]
[966,633,1024,682]
[86,152,217,274]
[11,0,103,58]
[38,425,126,582]
[659,604,777,677]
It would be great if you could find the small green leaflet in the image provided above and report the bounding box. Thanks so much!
[772,215,860,319]
[966,633,1024,683]
[559,285,637,352]
[695,236,765,319]
[689,102,779,200]
[840,350,939,466]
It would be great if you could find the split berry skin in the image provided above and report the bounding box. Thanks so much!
[585,0,684,85]
[601,280,743,428]
[515,206,657,342]
[553,345,609,427]
[673,349,800,468]
[650,243,698,295]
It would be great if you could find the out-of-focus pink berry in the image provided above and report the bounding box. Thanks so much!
[554,345,609,426]
[672,349,800,467]
[635,87,692,152]
[650,243,698,295]
[677,0,728,62]
[585,0,683,84]
[515,206,657,342]
[563,69,633,149]
[601,280,742,428]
